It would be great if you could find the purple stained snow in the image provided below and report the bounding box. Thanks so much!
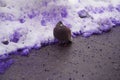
[108,4,114,12]
[0,53,15,73]
[0,13,15,21]
[19,18,25,23]
[27,9,39,19]
[42,1,48,6]
[20,48,30,56]
[0,59,14,74]
[99,19,113,31]
[61,8,68,18]
[41,11,49,17]
[94,7,105,13]
[116,4,120,12]
[10,31,21,43]
[110,17,120,26]
[41,19,46,26]
[78,10,89,18]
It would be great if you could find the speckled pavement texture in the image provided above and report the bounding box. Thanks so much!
[0,27,120,80]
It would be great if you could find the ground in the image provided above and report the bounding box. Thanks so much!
[0,27,120,80]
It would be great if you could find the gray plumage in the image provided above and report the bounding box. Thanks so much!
[53,21,72,44]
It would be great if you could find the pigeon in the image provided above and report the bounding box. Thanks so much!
[53,21,72,45]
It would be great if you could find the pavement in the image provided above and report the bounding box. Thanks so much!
[0,27,120,80]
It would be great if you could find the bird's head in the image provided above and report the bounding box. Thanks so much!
[56,21,64,27]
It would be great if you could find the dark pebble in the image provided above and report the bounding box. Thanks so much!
[2,40,9,45]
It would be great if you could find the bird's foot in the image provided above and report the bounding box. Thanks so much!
[58,41,72,47]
